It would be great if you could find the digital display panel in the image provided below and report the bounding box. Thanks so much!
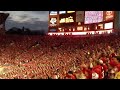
[59,11,66,14]
[50,11,57,15]
[77,26,83,31]
[59,16,74,23]
[67,11,75,13]
[76,11,84,22]
[85,11,103,24]
[98,24,103,29]
[49,29,57,32]
[104,22,113,29]
[104,11,114,21]
[49,17,57,27]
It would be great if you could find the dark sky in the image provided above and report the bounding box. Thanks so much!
[0,11,49,31]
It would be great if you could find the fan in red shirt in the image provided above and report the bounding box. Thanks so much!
[91,64,104,79]
[80,62,91,79]
[109,52,117,60]
[116,63,120,72]
[109,58,119,68]
[98,59,108,79]
[100,57,107,64]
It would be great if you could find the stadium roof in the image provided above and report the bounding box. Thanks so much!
[0,13,9,25]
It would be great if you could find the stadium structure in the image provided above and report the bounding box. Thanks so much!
[0,13,9,34]
[48,11,120,36]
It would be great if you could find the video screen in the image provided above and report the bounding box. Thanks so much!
[59,11,66,14]
[104,22,113,29]
[59,13,75,24]
[49,17,57,27]
[76,11,84,22]
[49,29,57,32]
[59,16,74,23]
[50,11,57,15]
[85,11,103,24]
[104,11,114,21]
[67,11,75,13]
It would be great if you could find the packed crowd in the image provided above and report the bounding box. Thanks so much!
[0,33,120,79]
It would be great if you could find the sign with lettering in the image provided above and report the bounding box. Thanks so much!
[60,16,74,23]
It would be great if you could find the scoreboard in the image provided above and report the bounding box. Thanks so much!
[48,11,115,35]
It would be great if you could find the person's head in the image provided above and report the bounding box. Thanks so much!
[101,53,106,57]
[68,71,73,75]
[89,58,93,62]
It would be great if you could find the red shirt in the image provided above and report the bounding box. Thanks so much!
[87,69,92,79]
[100,57,107,63]
[92,65,104,79]
[82,67,90,79]
[65,74,76,79]
[116,63,120,71]
[71,74,76,79]
[109,59,118,67]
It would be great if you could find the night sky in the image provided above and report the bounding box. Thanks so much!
[0,11,49,31]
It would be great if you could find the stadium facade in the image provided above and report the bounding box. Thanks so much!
[48,11,120,36]
[0,13,9,34]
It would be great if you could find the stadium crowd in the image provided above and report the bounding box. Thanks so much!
[0,33,120,79]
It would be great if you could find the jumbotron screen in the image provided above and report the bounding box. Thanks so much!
[85,11,103,24]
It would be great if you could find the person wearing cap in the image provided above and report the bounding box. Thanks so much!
[91,63,104,79]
